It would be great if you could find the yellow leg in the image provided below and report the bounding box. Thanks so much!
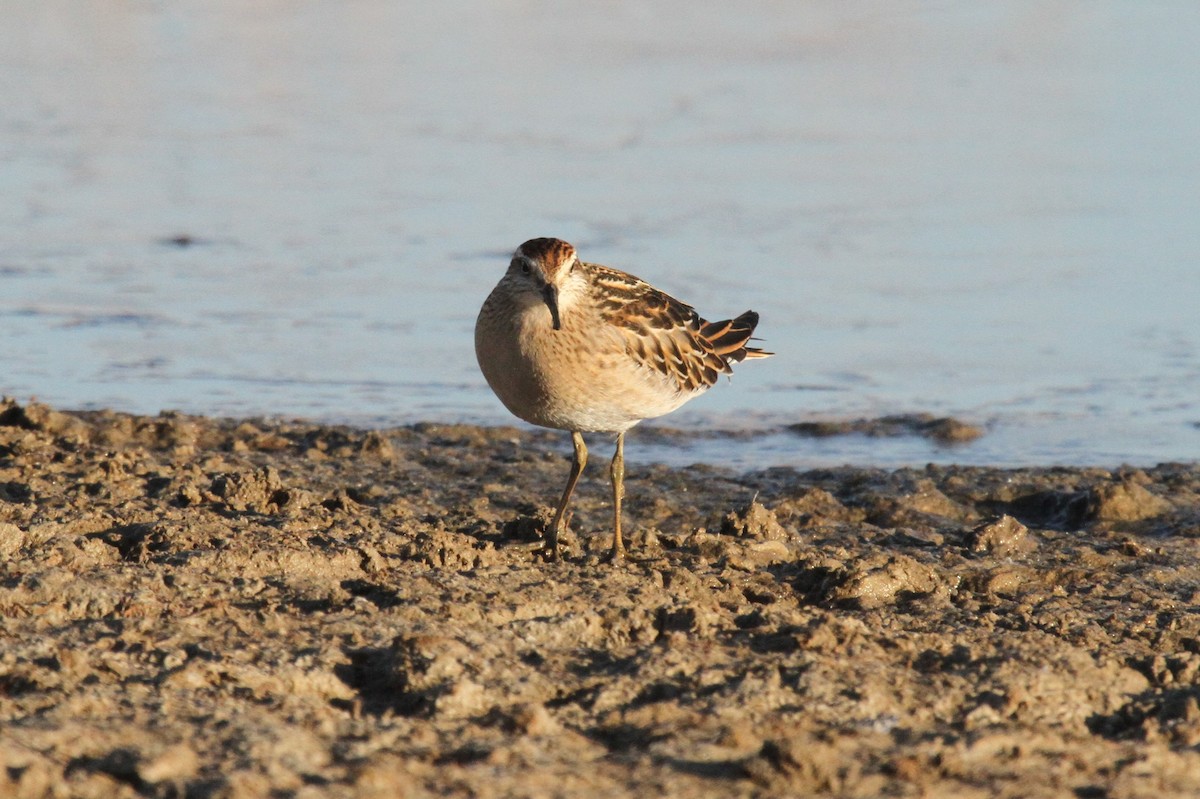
[547,431,587,559]
[609,432,626,561]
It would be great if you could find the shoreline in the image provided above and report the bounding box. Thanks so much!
[2,398,1199,797]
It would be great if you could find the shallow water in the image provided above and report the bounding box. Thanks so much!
[2,1,1198,468]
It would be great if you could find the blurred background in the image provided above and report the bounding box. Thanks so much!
[2,1,1197,467]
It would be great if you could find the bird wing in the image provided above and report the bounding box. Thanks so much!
[586,262,759,394]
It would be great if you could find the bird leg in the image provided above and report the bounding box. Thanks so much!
[608,431,626,561]
[547,431,587,559]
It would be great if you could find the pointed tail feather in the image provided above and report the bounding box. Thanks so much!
[700,310,773,364]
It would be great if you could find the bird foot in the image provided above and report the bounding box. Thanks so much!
[600,545,626,565]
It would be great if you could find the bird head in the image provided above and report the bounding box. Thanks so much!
[508,237,580,331]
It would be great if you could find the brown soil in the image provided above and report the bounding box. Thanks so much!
[2,398,1199,798]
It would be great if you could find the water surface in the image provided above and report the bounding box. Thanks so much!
[2,2,1197,468]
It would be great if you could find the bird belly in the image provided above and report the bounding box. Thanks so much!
[476,308,698,434]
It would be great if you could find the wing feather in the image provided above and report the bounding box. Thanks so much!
[585,262,771,394]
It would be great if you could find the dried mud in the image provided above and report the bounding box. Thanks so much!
[2,399,1199,798]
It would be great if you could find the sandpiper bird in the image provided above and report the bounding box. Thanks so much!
[475,237,771,560]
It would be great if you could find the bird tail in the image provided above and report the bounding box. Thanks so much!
[700,310,773,364]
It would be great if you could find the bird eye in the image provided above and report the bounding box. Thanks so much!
[521,263,531,275]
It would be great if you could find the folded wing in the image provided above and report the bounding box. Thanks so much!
[588,262,772,395]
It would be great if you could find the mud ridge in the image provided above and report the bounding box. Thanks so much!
[1,399,1198,797]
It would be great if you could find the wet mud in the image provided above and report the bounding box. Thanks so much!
[2,399,1199,798]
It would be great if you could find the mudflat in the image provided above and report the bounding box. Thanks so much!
[2,399,1198,798]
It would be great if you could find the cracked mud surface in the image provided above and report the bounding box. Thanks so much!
[2,399,1199,798]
